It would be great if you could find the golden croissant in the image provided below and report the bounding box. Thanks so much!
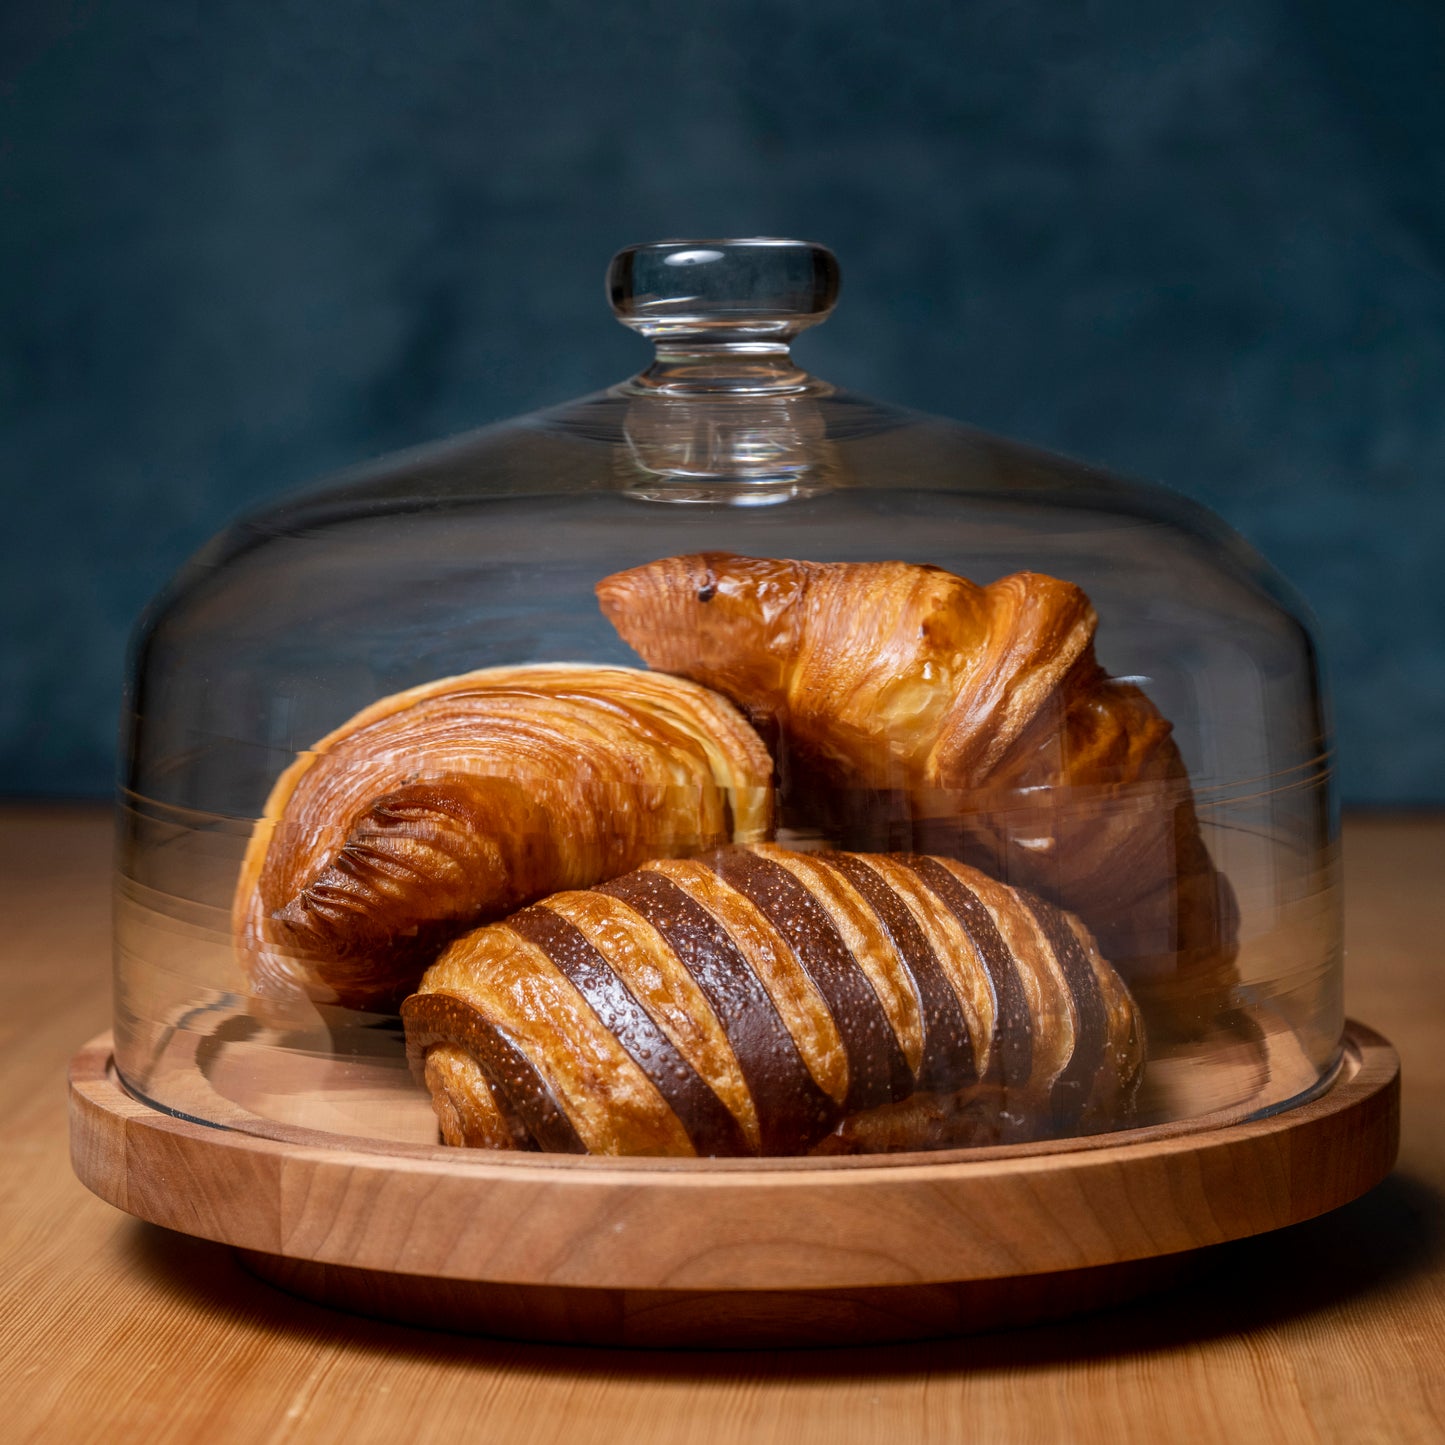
[402,845,1145,1156]
[595,553,1237,1035]
[234,663,775,1012]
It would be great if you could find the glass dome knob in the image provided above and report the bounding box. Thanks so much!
[610,239,839,395]
[608,239,840,343]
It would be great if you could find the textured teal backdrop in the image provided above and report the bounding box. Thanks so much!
[2,1,1442,801]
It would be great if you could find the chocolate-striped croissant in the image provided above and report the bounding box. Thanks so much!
[595,553,1237,1037]
[402,846,1144,1157]
[234,664,774,1012]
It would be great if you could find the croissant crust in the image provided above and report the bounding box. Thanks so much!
[233,663,775,1011]
[595,553,1238,1034]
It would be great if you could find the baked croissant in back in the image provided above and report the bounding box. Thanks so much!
[234,663,774,1012]
[595,553,1236,1037]
[403,845,1145,1157]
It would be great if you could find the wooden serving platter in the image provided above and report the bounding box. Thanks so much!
[68,1020,1399,1348]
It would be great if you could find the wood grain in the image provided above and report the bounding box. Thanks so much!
[3,806,1444,1442]
[66,1024,1399,1300]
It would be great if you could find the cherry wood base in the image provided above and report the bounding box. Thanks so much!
[69,1021,1400,1347]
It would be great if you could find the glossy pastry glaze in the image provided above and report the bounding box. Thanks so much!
[403,846,1145,1157]
[233,663,775,1012]
[596,553,1237,1037]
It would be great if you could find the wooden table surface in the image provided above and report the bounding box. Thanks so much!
[3,807,1442,1444]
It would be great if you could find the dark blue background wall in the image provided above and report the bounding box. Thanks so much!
[3,0,1443,802]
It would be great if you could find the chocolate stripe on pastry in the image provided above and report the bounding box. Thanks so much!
[642,858,849,1105]
[909,856,1032,1092]
[541,888,761,1149]
[597,869,841,1154]
[701,847,911,1111]
[509,905,750,1157]
[757,847,925,1075]
[401,992,586,1153]
[818,852,977,1094]
[424,1043,521,1150]
[406,846,1145,1157]
[1024,896,1108,1123]
[860,854,994,1084]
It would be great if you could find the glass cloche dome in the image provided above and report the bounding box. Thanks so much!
[115,238,1340,1158]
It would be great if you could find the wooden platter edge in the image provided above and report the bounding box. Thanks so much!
[68,1021,1400,1294]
